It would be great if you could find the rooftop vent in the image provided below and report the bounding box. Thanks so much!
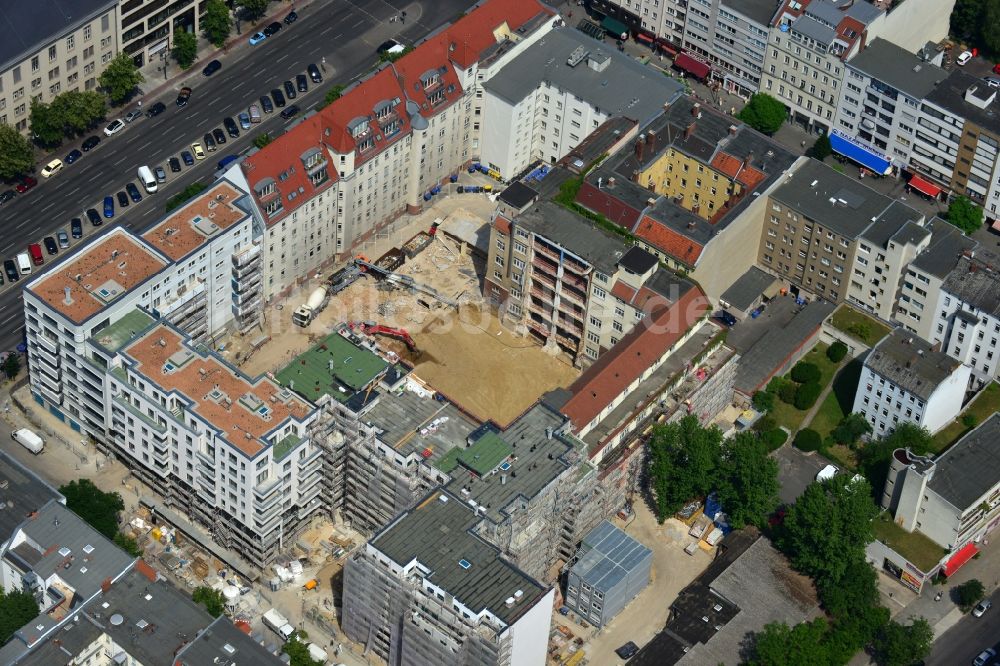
[109,614,124,626]
[567,45,589,67]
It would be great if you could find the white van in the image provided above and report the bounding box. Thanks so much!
[137,165,157,194]
[16,252,31,275]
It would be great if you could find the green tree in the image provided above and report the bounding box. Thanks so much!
[831,413,871,447]
[647,416,722,521]
[737,93,787,135]
[113,533,142,557]
[794,382,822,410]
[253,133,273,149]
[810,133,832,160]
[872,617,933,666]
[59,479,125,540]
[779,381,798,405]
[752,390,775,414]
[192,586,226,618]
[241,0,269,21]
[202,0,232,47]
[753,414,777,433]
[962,413,979,429]
[982,0,1000,56]
[318,84,346,109]
[946,195,984,234]
[780,474,878,587]
[858,423,933,491]
[3,353,21,380]
[955,579,985,611]
[762,428,787,451]
[791,362,821,384]
[827,341,848,363]
[99,53,144,105]
[282,631,323,666]
[53,90,107,134]
[172,30,198,69]
[951,0,984,41]
[30,99,65,147]
[793,428,822,452]
[716,432,779,528]
[0,586,39,644]
[0,125,35,179]
[749,618,832,666]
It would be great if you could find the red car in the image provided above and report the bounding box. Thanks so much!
[995,63,1000,75]
[15,176,37,193]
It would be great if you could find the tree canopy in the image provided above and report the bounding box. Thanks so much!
[30,100,64,146]
[871,618,933,666]
[715,431,779,529]
[172,30,198,69]
[748,618,832,666]
[950,0,1000,55]
[202,0,232,47]
[0,125,35,179]
[737,93,786,135]
[0,587,38,644]
[3,353,21,380]
[282,632,324,666]
[59,479,125,541]
[647,416,722,520]
[830,413,871,447]
[192,586,226,617]
[857,423,932,491]
[946,195,984,234]
[810,133,832,161]
[318,84,346,110]
[99,53,144,105]
[241,0,269,21]
[31,91,106,145]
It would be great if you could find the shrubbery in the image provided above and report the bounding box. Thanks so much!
[794,382,822,410]
[790,362,821,384]
[794,428,822,452]
[827,341,848,363]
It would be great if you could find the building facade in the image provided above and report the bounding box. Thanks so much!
[119,0,202,68]
[681,0,776,96]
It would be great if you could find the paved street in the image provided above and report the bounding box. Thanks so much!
[927,587,1000,666]
[0,0,474,353]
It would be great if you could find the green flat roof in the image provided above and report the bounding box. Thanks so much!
[435,447,464,474]
[272,434,303,462]
[457,432,513,477]
[93,309,155,352]
[275,331,388,403]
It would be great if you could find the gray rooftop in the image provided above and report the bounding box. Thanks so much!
[571,521,652,592]
[770,159,922,240]
[791,15,836,45]
[860,211,929,250]
[846,39,948,100]
[721,0,780,26]
[0,0,116,72]
[866,329,962,401]
[363,388,479,466]
[445,402,574,523]
[925,69,1000,135]
[928,412,1000,511]
[370,488,547,625]
[941,255,1000,318]
[0,450,63,542]
[805,0,882,26]
[176,616,285,665]
[910,218,978,279]
[721,266,778,312]
[484,27,684,125]
[515,201,631,274]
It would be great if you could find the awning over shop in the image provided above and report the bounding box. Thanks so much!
[943,542,978,577]
[601,16,629,39]
[908,174,943,198]
[829,130,892,175]
[656,39,679,55]
[675,52,711,80]
[635,32,654,44]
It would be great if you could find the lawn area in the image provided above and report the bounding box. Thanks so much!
[768,344,842,434]
[809,359,864,442]
[823,444,856,470]
[932,381,1000,453]
[872,513,946,573]
[829,305,892,346]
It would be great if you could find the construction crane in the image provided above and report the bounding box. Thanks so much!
[349,321,418,352]
[354,257,458,309]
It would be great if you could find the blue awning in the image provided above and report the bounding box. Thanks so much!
[829,131,892,175]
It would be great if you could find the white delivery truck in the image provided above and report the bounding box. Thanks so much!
[262,608,294,641]
[11,429,44,454]
[137,165,157,194]
[306,643,328,664]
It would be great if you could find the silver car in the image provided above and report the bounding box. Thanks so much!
[57,231,70,249]
[123,108,143,123]
[238,112,251,130]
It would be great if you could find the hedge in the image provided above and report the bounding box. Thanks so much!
[827,341,848,363]
[793,428,822,452]
[790,361,821,384]
[794,381,822,410]
[779,381,799,405]
[762,428,788,452]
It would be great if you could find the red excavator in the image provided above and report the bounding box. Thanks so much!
[349,321,417,352]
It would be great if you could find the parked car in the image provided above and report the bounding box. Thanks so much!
[974,648,997,666]
[816,464,839,482]
[203,133,216,151]
[995,63,1000,75]
[40,159,63,178]
[0,190,14,205]
[202,59,222,76]
[284,10,297,24]
[212,127,227,144]
[957,50,973,66]
[154,165,167,182]
[145,101,166,117]
[615,642,639,660]
[176,86,192,107]
[307,63,322,83]
[123,108,143,123]
[116,191,130,207]
[4,259,18,282]
[270,88,286,107]
[65,148,83,164]
[249,31,267,45]
[217,154,239,170]
[716,310,737,327]
[86,208,102,226]
[28,243,43,266]
[57,230,69,249]
[973,600,993,617]
[283,79,297,99]
[296,73,308,92]
[43,237,58,255]
[223,116,240,138]
[168,156,181,172]
[180,150,194,166]
[377,39,405,55]
[985,76,1000,89]
[238,112,251,130]
[126,182,142,202]
[260,95,274,113]
[264,21,282,36]
[191,142,206,160]
[280,105,300,120]
[103,196,115,218]
[71,218,83,238]
[248,104,261,123]
[15,176,37,193]
[104,119,125,136]
[81,135,101,151]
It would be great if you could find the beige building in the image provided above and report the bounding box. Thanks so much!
[0,0,119,132]
[120,0,203,69]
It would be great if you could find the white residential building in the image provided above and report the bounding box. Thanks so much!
[853,329,970,437]
[589,0,689,47]
[847,215,930,321]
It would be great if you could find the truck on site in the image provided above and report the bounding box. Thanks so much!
[262,608,295,641]
[11,429,43,454]
[292,284,330,327]
[306,643,329,663]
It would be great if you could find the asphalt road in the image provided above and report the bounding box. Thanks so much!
[0,0,475,352]
[927,587,1000,665]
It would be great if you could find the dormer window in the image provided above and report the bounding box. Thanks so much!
[374,100,395,119]
[357,137,375,153]
[420,69,441,90]
[264,198,282,217]
[381,119,401,138]
[428,89,445,106]
[348,116,370,139]
[254,177,277,198]
[301,147,324,170]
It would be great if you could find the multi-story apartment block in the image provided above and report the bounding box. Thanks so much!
[895,218,977,341]
[119,0,202,68]
[681,0,777,96]
[576,96,797,301]
[0,0,118,132]
[481,27,683,178]
[590,0,690,48]
[834,38,946,171]
[882,414,1000,560]
[852,328,969,437]
[342,488,555,666]
[757,158,923,304]
[929,252,1000,388]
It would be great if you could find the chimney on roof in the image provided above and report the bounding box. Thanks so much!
[635,134,646,163]
[745,151,755,166]
[647,130,656,155]
[692,102,701,117]
[63,287,73,306]
[608,176,616,187]
[685,122,696,140]
[729,124,738,136]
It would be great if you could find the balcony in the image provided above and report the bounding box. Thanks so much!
[254,475,281,499]
[560,270,588,291]
[234,298,262,317]
[531,271,557,291]
[232,260,261,280]
[35,333,59,355]
[232,243,261,267]
[526,318,550,337]
[37,383,63,406]
[32,345,60,369]
[233,272,262,293]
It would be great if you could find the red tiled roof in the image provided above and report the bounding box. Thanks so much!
[710,152,766,190]
[318,67,411,158]
[610,280,636,302]
[391,40,465,119]
[494,214,512,235]
[634,214,704,266]
[561,285,709,430]
[436,0,554,68]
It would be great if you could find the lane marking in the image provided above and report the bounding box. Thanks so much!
[276,53,290,63]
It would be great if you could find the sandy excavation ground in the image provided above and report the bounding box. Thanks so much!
[227,215,579,425]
